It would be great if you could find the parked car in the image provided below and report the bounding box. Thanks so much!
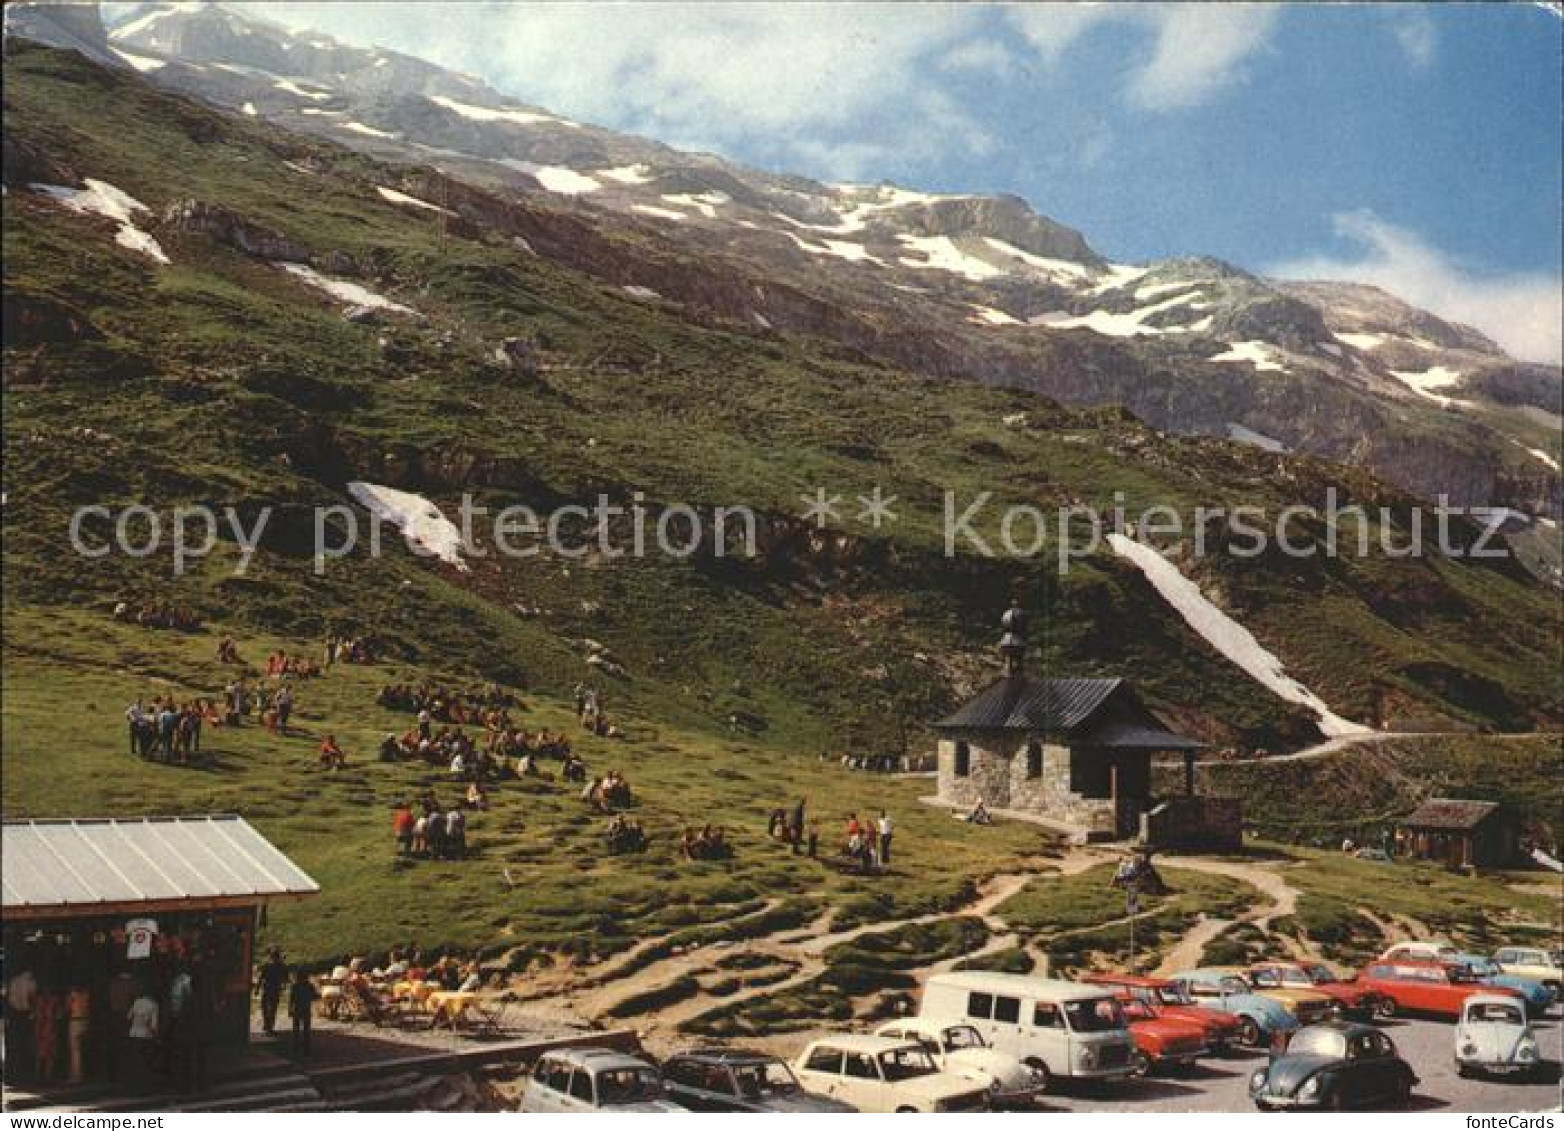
[1202,965,1335,1026]
[1168,969,1303,1048]
[1493,946,1564,996]
[1378,941,1458,963]
[1117,998,1208,1076]
[1454,994,1543,1079]
[1249,1022,1416,1111]
[875,1018,1047,1105]
[791,1034,989,1113]
[1083,973,1245,1053]
[662,1049,855,1112]
[520,1048,684,1112]
[1450,954,1554,1016]
[1248,961,1383,1018]
[1356,959,1526,1020]
[1353,848,1393,863]
[919,972,1137,1087]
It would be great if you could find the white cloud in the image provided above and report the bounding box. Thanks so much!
[1389,9,1437,69]
[231,2,993,179]
[1272,211,1563,365]
[1005,3,1280,111]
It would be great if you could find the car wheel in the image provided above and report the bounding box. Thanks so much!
[1023,1058,1050,1094]
[1455,1064,1472,1079]
[1130,1049,1152,1078]
[1236,1016,1263,1047]
[1393,1073,1413,1108]
[895,1106,918,1114]
[1375,996,1397,1019]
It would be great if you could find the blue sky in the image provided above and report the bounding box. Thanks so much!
[147,3,1563,361]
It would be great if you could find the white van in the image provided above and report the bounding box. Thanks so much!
[920,972,1136,1088]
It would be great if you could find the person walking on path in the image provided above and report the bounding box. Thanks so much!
[877,810,894,866]
[288,969,318,1055]
[791,797,807,855]
[257,948,288,1036]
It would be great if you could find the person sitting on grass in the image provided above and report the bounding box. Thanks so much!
[682,825,731,861]
[965,799,991,825]
[318,734,347,771]
[606,815,648,855]
[465,782,489,810]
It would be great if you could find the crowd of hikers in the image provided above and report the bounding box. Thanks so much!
[117,623,919,886]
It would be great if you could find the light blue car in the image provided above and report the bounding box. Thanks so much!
[1168,969,1299,1048]
[1453,954,1554,1016]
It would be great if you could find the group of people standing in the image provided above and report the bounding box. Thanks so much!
[124,697,211,763]
[391,796,469,859]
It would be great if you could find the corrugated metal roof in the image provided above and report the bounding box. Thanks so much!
[936,676,1123,731]
[2,816,319,913]
[935,676,1201,750]
[1401,799,1503,831]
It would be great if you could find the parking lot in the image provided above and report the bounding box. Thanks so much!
[1030,1012,1562,1113]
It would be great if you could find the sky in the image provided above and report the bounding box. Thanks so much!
[114,2,1564,362]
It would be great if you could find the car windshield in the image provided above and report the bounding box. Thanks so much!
[1286,1028,1347,1060]
[732,1061,799,1098]
[1467,1002,1524,1025]
[1064,997,1125,1032]
[1302,964,1338,984]
[1156,985,1194,1006]
[942,1025,986,1051]
[1462,958,1498,977]
[1447,966,1478,984]
[878,1046,938,1081]
[1219,976,1251,995]
[597,1068,662,1105]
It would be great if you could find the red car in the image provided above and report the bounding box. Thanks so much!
[1119,998,1208,1076]
[1083,973,1245,1053]
[1356,959,1525,1020]
[1248,961,1383,1018]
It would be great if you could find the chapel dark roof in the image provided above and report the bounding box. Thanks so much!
[935,675,1203,750]
[1400,798,1504,831]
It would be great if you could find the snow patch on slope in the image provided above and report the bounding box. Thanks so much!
[376,186,453,215]
[1387,366,1470,408]
[785,232,884,265]
[968,305,1021,327]
[274,78,330,101]
[1334,331,1386,351]
[1227,423,1287,452]
[1211,341,1286,372]
[1032,291,1205,338]
[1108,533,1371,738]
[631,204,687,222]
[895,234,1004,281]
[112,48,165,72]
[31,179,169,264]
[347,482,467,570]
[598,164,654,185]
[337,121,398,139]
[662,191,729,217]
[278,264,415,313]
[426,94,574,128]
[501,162,600,194]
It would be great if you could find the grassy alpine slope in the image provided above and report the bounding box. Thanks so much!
[1,44,1561,975]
